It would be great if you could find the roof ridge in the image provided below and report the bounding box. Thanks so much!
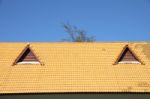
[0,41,149,43]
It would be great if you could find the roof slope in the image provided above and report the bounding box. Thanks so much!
[0,42,150,94]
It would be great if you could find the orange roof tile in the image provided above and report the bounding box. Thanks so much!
[0,42,150,94]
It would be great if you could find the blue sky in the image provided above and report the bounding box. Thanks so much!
[0,0,150,42]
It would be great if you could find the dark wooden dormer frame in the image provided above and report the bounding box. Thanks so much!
[12,44,42,66]
[113,45,144,65]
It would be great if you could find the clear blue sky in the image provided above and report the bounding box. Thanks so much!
[0,0,150,42]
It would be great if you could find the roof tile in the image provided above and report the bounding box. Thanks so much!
[0,42,150,93]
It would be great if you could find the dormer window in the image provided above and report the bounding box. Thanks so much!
[14,45,40,65]
[115,45,142,64]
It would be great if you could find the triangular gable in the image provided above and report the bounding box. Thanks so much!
[13,45,41,65]
[17,48,38,62]
[114,45,143,64]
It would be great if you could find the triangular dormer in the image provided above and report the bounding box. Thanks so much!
[14,45,40,65]
[115,45,142,64]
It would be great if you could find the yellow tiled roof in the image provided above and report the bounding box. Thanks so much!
[0,42,150,94]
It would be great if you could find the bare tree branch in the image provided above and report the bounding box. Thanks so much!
[62,23,95,42]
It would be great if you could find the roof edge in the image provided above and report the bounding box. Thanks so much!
[0,41,149,43]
